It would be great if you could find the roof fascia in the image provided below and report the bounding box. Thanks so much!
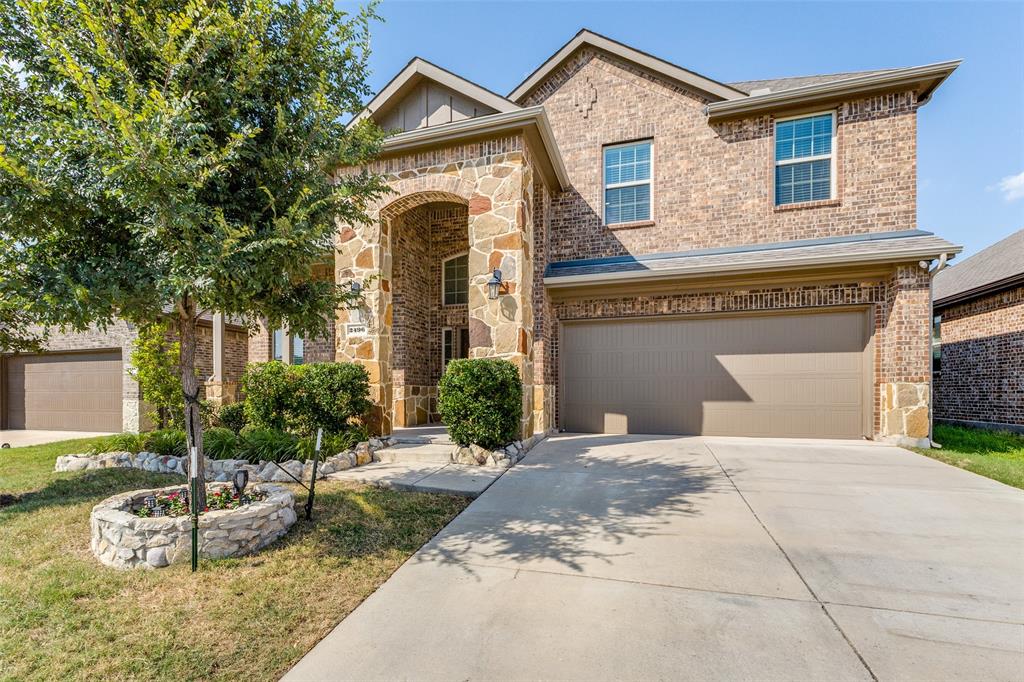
[706,60,961,121]
[379,106,569,191]
[935,272,1024,309]
[349,58,520,129]
[509,29,745,103]
[544,241,962,288]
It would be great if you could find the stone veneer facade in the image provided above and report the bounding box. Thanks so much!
[935,286,1024,431]
[324,42,939,444]
[334,137,538,436]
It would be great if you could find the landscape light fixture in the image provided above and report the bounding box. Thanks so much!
[487,269,503,300]
[232,469,249,496]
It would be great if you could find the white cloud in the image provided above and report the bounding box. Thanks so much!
[994,171,1024,202]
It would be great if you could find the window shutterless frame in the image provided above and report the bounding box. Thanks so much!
[441,251,469,306]
[602,139,654,225]
[773,111,837,206]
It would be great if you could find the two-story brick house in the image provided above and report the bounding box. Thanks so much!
[252,29,961,446]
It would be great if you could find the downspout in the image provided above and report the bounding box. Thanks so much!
[925,253,950,446]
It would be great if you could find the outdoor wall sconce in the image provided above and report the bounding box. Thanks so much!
[487,269,503,300]
[349,280,363,323]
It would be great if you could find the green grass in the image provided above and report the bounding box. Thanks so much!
[913,424,1024,490]
[0,437,468,681]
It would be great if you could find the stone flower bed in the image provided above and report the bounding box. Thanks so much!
[449,433,546,468]
[55,437,393,482]
[91,483,295,569]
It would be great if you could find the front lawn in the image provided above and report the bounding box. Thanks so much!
[0,437,468,681]
[913,424,1024,490]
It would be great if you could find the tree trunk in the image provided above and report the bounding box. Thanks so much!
[178,296,206,510]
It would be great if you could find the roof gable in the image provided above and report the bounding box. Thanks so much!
[509,29,746,104]
[350,58,520,132]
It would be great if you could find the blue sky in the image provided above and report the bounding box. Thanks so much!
[342,1,1024,259]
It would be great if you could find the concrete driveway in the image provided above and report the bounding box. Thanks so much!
[0,429,112,448]
[286,434,1024,681]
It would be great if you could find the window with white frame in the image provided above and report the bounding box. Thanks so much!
[604,141,652,225]
[774,113,835,206]
[442,253,468,305]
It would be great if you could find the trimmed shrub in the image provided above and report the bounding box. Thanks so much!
[88,432,145,454]
[438,358,522,449]
[241,361,294,431]
[143,429,188,457]
[203,427,239,460]
[237,428,299,463]
[290,362,371,436]
[215,401,247,434]
[241,361,370,436]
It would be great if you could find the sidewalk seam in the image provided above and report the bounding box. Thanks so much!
[703,441,879,682]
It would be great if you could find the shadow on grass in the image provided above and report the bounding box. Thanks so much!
[0,468,184,515]
[279,483,469,563]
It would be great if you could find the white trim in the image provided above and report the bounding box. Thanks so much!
[441,251,469,307]
[773,111,837,206]
[602,139,654,226]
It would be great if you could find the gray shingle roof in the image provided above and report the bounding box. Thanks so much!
[933,228,1024,305]
[728,68,903,94]
[545,230,961,285]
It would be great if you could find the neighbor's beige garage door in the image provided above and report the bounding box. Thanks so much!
[4,351,122,431]
[562,310,871,438]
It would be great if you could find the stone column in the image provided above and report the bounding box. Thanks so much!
[204,312,238,406]
[335,214,393,436]
[467,157,535,438]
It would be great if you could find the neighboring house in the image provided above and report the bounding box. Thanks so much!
[250,28,963,446]
[0,315,248,433]
[933,229,1024,433]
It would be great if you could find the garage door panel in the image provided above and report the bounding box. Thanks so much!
[562,311,869,439]
[5,351,122,431]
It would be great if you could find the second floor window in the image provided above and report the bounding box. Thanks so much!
[443,253,468,305]
[775,113,835,206]
[604,141,652,225]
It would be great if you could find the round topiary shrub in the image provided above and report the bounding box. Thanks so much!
[438,358,522,450]
[215,401,247,434]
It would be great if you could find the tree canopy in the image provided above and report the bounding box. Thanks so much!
[0,0,386,337]
[0,0,388,498]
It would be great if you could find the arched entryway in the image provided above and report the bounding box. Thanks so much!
[388,198,470,426]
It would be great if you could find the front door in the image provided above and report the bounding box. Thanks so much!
[442,327,470,370]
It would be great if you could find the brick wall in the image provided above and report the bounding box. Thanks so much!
[392,204,433,388]
[523,48,918,263]
[935,286,1024,428]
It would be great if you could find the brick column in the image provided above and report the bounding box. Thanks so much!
[878,263,932,446]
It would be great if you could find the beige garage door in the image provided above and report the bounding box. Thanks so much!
[562,310,870,438]
[5,351,122,431]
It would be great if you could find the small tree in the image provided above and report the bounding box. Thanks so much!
[0,0,387,506]
[128,321,183,429]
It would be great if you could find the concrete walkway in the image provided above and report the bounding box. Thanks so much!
[325,461,504,497]
[287,434,1024,681]
[0,429,112,448]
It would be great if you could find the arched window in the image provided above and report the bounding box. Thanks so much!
[442,253,468,306]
